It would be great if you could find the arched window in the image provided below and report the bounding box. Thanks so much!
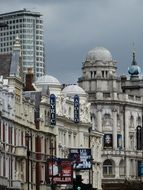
[129,115,134,128]
[103,159,114,175]
[137,116,141,126]
[102,113,113,127]
[117,114,121,129]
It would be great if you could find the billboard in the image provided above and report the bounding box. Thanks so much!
[50,94,56,125]
[104,134,113,148]
[117,134,122,149]
[46,158,73,184]
[138,160,143,177]
[69,148,92,170]
[136,126,142,150]
[74,95,80,123]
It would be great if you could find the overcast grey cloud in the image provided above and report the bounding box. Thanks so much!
[1,0,143,84]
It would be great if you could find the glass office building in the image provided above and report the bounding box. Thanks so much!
[0,9,45,78]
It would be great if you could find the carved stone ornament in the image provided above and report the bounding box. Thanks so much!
[96,105,103,112]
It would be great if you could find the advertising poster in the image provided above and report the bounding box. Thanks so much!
[74,95,80,123]
[117,134,122,149]
[47,158,73,184]
[69,148,92,170]
[138,160,143,177]
[50,94,56,125]
[136,126,142,150]
[104,134,113,148]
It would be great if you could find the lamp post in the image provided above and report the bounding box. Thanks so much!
[50,138,56,190]
[88,127,92,185]
[25,133,32,190]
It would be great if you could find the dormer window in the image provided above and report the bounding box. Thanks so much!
[106,71,108,77]
[102,71,104,78]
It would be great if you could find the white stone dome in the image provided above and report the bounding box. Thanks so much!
[35,75,61,86]
[86,47,112,62]
[62,84,86,96]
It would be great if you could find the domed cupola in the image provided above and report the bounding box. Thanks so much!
[62,84,86,97]
[33,74,61,96]
[128,52,141,79]
[79,47,117,82]
[62,84,87,102]
[86,47,113,63]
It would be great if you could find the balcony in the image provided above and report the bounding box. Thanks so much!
[0,176,8,187]
[12,180,21,189]
[15,146,27,159]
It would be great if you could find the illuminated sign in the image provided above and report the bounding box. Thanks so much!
[69,148,92,170]
[50,94,56,125]
[138,161,143,176]
[46,158,73,184]
[74,95,80,123]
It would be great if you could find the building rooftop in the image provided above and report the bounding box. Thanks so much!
[0,9,42,19]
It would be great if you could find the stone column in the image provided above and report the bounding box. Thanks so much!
[112,107,117,150]
[125,110,129,150]
[96,106,102,132]
[125,157,130,177]
[71,132,74,147]
[115,161,120,178]
[65,130,68,147]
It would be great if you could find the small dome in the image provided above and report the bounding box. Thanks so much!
[62,84,86,96]
[128,65,141,75]
[86,47,112,62]
[128,52,141,76]
[35,75,61,86]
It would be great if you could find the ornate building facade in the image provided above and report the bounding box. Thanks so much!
[34,76,103,190]
[78,47,143,189]
[0,37,102,190]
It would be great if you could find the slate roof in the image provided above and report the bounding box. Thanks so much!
[0,54,12,78]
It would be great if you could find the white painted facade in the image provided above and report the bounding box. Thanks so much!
[35,76,103,190]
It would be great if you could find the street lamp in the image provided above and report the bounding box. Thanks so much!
[50,138,56,190]
[25,133,32,190]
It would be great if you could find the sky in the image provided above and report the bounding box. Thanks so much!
[1,0,143,84]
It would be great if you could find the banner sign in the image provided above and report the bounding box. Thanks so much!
[138,160,143,176]
[68,148,92,170]
[46,158,73,184]
[117,134,122,149]
[50,94,56,125]
[104,134,113,148]
[137,126,142,150]
[74,95,80,123]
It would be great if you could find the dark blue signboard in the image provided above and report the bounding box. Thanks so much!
[117,134,122,149]
[138,161,143,176]
[74,95,80,123]
[50,94,56,125]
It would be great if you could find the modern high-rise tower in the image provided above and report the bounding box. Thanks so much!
[0,9,45,78]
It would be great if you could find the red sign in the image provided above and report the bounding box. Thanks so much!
[47,158,73,184]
